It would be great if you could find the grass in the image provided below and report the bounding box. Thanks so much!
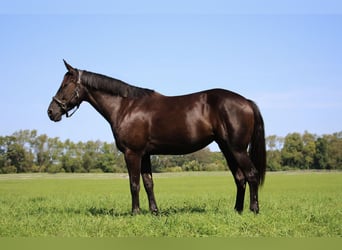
[0,171,341,237]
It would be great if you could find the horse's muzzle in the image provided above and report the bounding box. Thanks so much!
[47,109,62,122]
[47,101,63,122]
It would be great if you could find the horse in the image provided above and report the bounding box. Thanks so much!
[47,60,266,214]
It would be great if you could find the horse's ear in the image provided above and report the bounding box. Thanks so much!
[63,59,75,73]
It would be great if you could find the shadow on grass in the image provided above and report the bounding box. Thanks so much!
[159,205,206,216]
[88,207,131,217]
[87,205,207,217]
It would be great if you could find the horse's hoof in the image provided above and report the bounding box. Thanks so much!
[131,208,141,215]
[151,209,159,215]
[234,207,243,215]
[250,205,259,214]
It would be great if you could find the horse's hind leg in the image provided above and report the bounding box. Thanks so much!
[232,150,260,213]
[233,168,247,213]
[141,154,158,214]
[218,143,247,213]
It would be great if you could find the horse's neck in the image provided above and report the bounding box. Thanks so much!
[84,88,123,125]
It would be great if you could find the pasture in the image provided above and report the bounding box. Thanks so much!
[0,171,341,237]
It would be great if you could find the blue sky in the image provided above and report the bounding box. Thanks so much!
[0,1,341,151]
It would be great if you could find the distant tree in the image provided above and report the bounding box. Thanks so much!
[325,132,342,170]
[207,151,226,171]
[47,137,64,168]
[97,142,125,172]
[60,140,84,172]
[266,135,283,171]
[6,143,27,172]
[12,130,36,148]
[35,134,50,168]
[267,150,282,171]
[302,131,316,169]
[266,135,284,151]
[313,137,327,169]
[281,133,304,169]
[187,148,212,165]
[150,155,176,172]
[1,129,341,173]
[182,160,200,171]
[81,141,100,172]
[0,136,6,170]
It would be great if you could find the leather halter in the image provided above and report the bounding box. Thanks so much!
[52,70,83,118]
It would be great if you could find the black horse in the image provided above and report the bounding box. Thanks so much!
[48,60,266,214]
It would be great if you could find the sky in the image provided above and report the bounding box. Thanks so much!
[0,1,341,151]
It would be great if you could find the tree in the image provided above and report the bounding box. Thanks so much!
[187,148,212,165]
[267,150,282,171]
[1,129,341,173]
[0,136,6,170]
[281,133,304,169]
[266,135,284,151]
[266,135,283,171]
[60,140,83,173]
[302,131,316,169]
[326,132,342,170]
[96,142,116,172]
[182,160,200,171]
[47,137,64,167]
[35,134,50,168]
[206,151,226,171]
[314,137,328,169]
[81,141,101,172]
[6,143,27,172]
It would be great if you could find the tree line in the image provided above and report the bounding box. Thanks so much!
[0,130,341,174]
[267,131,341,171]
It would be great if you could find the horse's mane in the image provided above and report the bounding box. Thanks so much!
[82,70,155,98]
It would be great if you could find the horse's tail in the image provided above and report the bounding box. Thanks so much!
[248,100,266,186]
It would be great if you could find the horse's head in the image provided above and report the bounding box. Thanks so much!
[48,60,85,122]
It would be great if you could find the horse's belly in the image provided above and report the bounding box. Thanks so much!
[147,124,214,155]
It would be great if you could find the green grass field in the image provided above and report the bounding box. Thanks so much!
[0,171,341,237]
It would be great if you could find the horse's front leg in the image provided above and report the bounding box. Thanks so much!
[141,154,158,214]
[124,150,142,214]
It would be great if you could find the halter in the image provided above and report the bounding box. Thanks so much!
[52,70,83,118]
